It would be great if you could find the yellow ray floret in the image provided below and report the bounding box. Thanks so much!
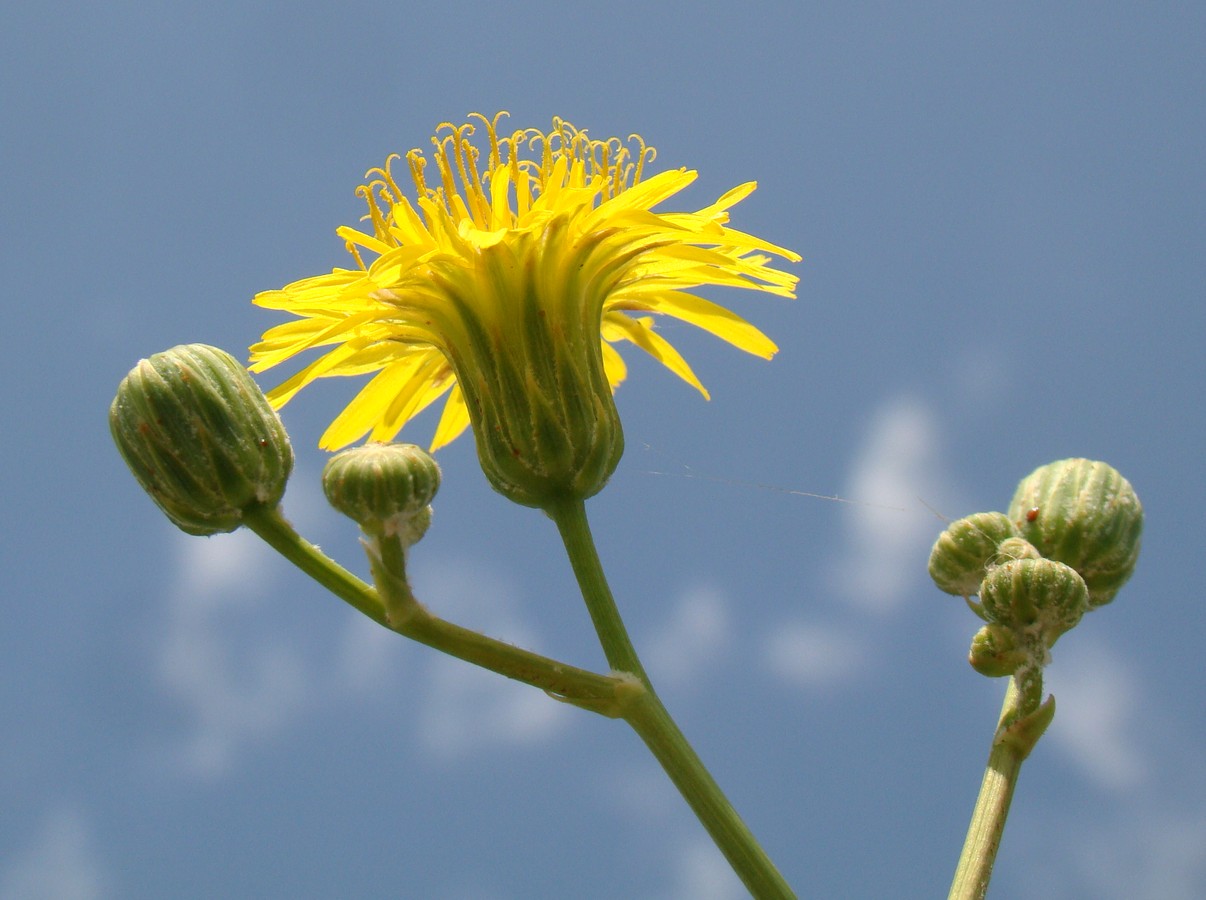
[250,113,801,452]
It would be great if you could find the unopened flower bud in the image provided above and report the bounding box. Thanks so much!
[993,536,1042,565]
[928,512,1018,597]
[322,443,441,544]
[979,558,1088,646]
[968,623,1030,677]
[110,344,293,535]
[1008,459,1143,607]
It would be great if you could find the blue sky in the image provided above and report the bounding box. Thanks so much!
[3,2,1205,898]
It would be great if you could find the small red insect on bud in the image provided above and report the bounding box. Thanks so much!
[1026,507,1040,522]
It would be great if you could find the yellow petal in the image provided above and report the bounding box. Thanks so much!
[604,313,710,399]
[430,382,472,451]
[600,339,628,390]
[372,356,455,442]
[249,310,387,371]
[318,353,439,449]
[612,289,778,359]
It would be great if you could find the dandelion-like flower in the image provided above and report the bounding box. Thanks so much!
[251,113,800,506]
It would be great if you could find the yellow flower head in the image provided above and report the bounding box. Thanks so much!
[251,113,800,506]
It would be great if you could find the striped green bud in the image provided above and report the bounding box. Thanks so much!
[979,558,1088,646]
[323,443,441,545]
[928,512,1018,597]
[1008,459,1143,607]
[993,536,1041,564]
[968,623,1029,677]
[110,344,293,536]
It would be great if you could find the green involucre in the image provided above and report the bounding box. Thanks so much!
[928,511,1018,597]
[110,344,293,535]
[1008,458,1143,607]
[979,558,1088,646]
[323,442,441,542]
[968,623,1029,677]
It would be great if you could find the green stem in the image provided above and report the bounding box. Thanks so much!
[243,504,625,714]
[546,498,796,900]
[949,671,1053,900]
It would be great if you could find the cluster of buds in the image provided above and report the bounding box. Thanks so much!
[928,459,1143,678]
[111,345,441,553]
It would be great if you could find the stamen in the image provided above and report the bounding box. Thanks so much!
[469,111,508,171]
[379,153,405,203]
[632,137,655,188]
[448,122,490,226]
[354,183,391,240]
[406,150,428,198]
[345,238,368,272]
[431,131,460,212]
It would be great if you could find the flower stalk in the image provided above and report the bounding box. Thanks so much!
[949,676,1053,900]
[546,498,796,900]
[241,504,627,714]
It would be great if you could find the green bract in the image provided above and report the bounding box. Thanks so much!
[928,512,1018,597]
[323,443,441,543]
[1008,458,1143,607]
[110,344,293,536]
[979,558,1088,647]
[968,623,1029,678]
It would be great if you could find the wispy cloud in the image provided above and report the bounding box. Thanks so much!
[152,526,578,775]
[1046,638,1147,791]
[828,394,950,613]
[334,608,405,692]
[643,586,731,689]
[0,808,109,900]
[661,837,746,900]
[761,620,869,689]
[415,657,571,759]
[154,530,309,778]
[600,760,683,821]
[1074,811,1206,900]
[408,558,575,760]
[1013,806,1206,900]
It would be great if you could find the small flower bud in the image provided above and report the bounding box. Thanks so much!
[979,558,1088,646]
[993,536,1042,565]
[110,344,293,535]
[322,443,441,544]
[1008,458,1143,607]
[928,512,1018,597]
[968,623,1029,677]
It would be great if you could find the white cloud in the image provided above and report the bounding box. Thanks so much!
[949,344,1012,413]
[1045,639,1146,791]
[334,609,405,692]
[153,530,311,778]
[1014,807,1206,900]
[1071,812,1206,900]
[601,761,682,821]
[153,535,582,774]
[415,656,570,760]
[644,587,731,688]
[407,559,574,761]
[661,837,746,900]
[0,808,109,900]
[173,526,275,599]
[762,620,869,689]
[828,395,950,613]
[276,462,335,536]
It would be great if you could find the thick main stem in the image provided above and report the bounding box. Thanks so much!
[547,498,796,900]
[949,675,1045,900]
